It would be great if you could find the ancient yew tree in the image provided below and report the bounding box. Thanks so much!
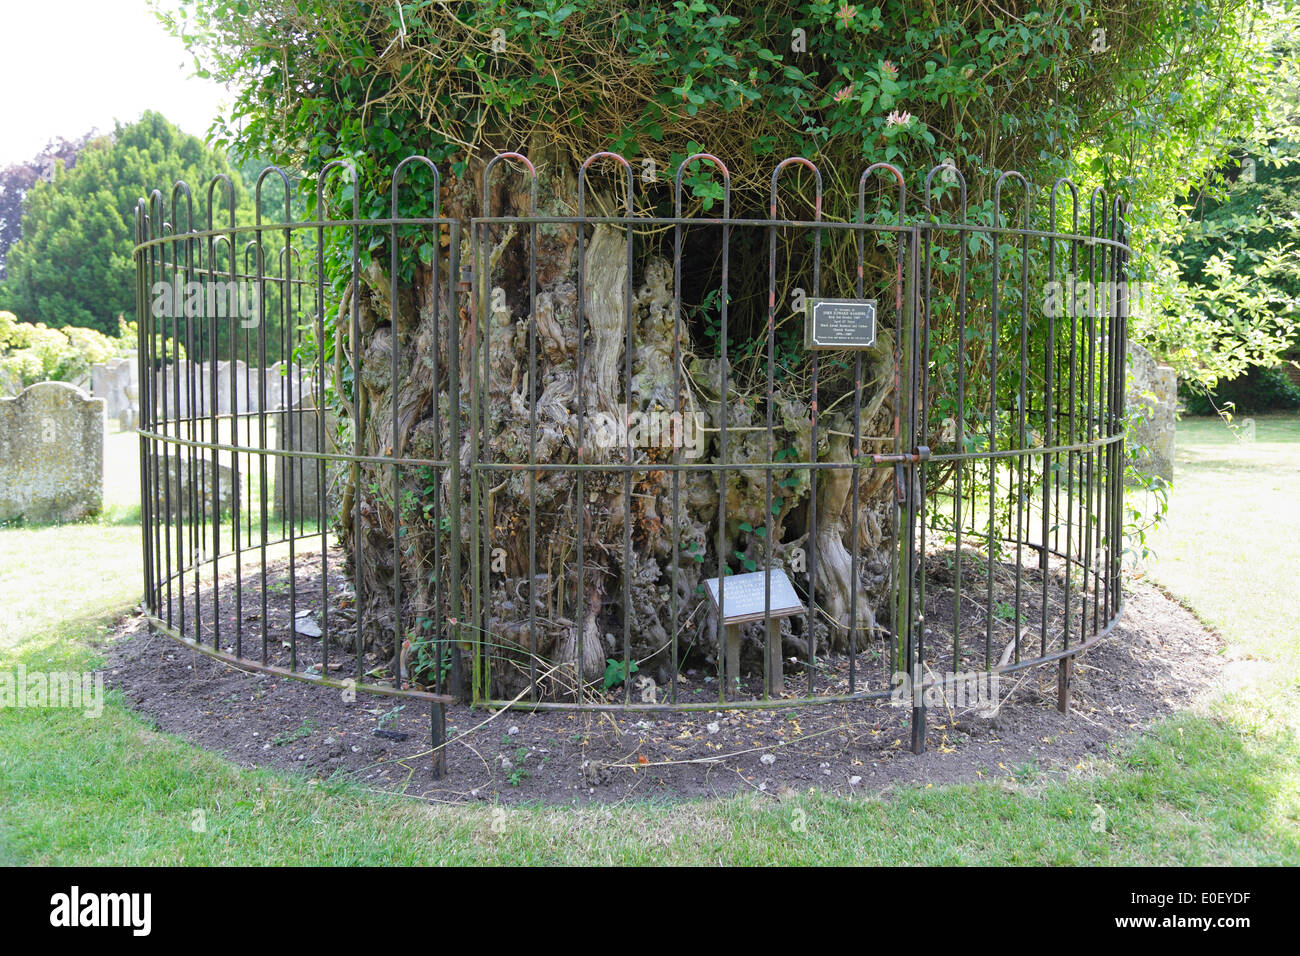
[169,0,1267,696]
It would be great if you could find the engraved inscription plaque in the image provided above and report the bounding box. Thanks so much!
[804,298,878,350]
[704,569,805,625]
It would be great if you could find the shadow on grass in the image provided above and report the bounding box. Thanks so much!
[1117,713,1300,858]
[0,505,141,531]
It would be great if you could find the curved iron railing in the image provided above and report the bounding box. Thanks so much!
[134,153,1128,775]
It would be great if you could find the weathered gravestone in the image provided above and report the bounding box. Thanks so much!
[90,357,138,421]
[152,451,235,519]
[119,381,139,431]
[262,362,312,412]
[1127,341,1177,482]
[0,366,23,398]
[153,361,314,417]
[273,397,338,521]
[215,360,249,415]
[155,360,200,418]
[0,382,104,522]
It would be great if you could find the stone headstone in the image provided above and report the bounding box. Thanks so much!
[90,357,138,421]
[262,362,312,412]
[216,359,250,414]
[1127,341,1176,482]
[155,359,198,419]
[0,382,104,523]
[196,361,218,416]
[121,382,139,431]
[152,450,235,519]
[153,361,314,417]
[273,396,337,521]
[90,362,113,411]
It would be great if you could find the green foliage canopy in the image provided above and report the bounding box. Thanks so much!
[167,0,1276,212]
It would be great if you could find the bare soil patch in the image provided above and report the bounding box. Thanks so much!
[102,559,1222,805]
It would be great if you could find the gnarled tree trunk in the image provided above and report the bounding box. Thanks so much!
[339,145,900,698]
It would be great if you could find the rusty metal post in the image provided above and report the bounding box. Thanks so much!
[431,701,447,779]
[1057,656,1073,714]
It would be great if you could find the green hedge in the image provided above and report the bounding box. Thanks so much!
[1181,362,1300,415]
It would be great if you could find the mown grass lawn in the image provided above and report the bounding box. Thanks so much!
[0,416,1296,864]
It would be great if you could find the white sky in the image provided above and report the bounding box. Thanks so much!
[0,0,229,166]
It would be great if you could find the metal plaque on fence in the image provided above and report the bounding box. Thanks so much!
[804,298,878,350]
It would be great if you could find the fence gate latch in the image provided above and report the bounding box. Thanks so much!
[874,446,930,505]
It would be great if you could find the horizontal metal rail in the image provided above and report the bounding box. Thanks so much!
[134,153,1130,778]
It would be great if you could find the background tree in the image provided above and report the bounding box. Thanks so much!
[164,0,1281,692]
[0,111,250,334]
[0,133,95,278]
[1170,148,1300,413]
[1127,1,1300,408]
